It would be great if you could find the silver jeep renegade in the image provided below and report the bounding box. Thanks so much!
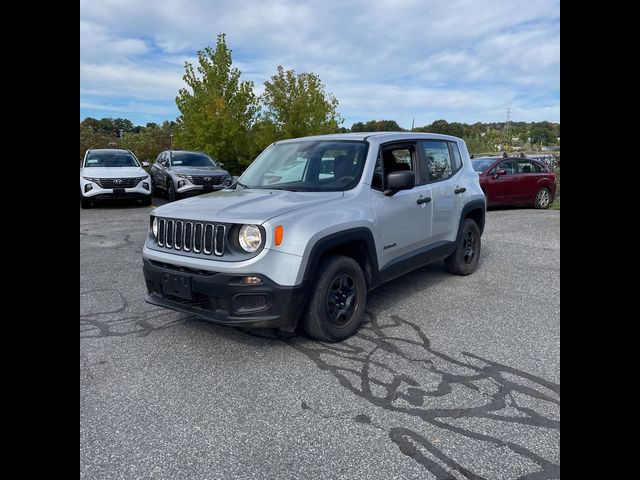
[142,132,486,341]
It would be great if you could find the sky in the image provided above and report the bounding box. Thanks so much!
[80,0,560,129]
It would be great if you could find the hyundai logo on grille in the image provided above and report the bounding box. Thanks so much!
[204,177,211,182]
[114,179,123,184]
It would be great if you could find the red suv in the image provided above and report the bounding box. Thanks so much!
[472,156,556,209]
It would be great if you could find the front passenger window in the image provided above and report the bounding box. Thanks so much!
[492,161,514,175]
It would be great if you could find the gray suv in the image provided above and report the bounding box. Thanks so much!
[150,150,231,201]
[142,133,486,341]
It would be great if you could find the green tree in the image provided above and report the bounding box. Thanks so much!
[175,33,259,174]
[350,120,403,132]
[529,122,556,145]
[260,65,342,143]
[80,120,117,163]
[120,122,173,163]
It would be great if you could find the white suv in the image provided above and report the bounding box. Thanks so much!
[80,149,152,208]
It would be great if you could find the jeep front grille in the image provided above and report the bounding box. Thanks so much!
[156,218,225,256]
[190,175,226,186]
[97,176,146,189]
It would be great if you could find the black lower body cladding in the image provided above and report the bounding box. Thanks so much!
[142,259,309,331]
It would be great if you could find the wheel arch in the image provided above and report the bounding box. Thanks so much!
[299,227,379,290]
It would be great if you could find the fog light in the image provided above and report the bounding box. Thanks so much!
[240,276,262,285]
[142,182,149,191]
[84,184,93,193]
[178,180,185,188]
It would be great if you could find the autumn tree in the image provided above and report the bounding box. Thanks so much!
[175,34,259,174]
[260,65,342,145]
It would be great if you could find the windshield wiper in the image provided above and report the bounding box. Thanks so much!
[263,186,304,192]
[225,179,250,190]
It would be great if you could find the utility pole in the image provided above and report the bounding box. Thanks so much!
[411,119,415,131]
[499,107,511,152]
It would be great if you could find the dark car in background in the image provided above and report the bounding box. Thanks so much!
[150,150,232,202]
[472,156,556,209]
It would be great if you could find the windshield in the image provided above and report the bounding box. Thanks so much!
[239,140,368,191]
[171,152,218,167]
[472,158,495,173]
[84,152,140,168]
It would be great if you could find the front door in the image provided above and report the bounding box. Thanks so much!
[483,159,519,204]
[371,142,433,269]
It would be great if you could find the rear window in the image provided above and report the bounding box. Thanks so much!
[472,159,494,173]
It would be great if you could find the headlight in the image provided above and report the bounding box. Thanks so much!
[82,176,98,183]
[238,224,262,252]
[152,217,158,238]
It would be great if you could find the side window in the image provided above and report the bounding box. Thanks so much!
[517,160,537,174]
[375,146,416,190]
[420,140,452,182]
[533,162,546,173]
[491,160,515,175]
[449,142,463,172]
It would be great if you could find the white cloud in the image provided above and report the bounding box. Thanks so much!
[80,0,560,125]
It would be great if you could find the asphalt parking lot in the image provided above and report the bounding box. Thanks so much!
[80,197,559,480]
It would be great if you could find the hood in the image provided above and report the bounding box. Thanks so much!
[171,165,229,176]
[81,166,148,178]
[152,189,344,224]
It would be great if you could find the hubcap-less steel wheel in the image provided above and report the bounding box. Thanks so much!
[537,189,550,208]
[463,230,476,264]
[326,273,358,327]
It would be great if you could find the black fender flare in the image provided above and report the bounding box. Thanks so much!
[457,199,486,241]
[301,227,380,288]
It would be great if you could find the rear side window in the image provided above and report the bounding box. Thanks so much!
[420,140,452,182]
[449,142,463,172]
[517,160,538,174]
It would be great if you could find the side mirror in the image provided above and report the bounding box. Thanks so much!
[218,162,225,167]
[142,161,150,167]
[384,171,415,196]
[493,169,507,178]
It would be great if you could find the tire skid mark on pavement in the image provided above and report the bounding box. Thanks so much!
[80,287,198,339]
[244,312,559,480]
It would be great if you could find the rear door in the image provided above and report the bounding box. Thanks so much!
[418,140,465,243]
[371,142,433,268]
[516,159,542,203]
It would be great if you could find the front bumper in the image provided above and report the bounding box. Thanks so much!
[142,258,309,331]
[81,180,151,199]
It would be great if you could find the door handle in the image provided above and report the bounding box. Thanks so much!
[417,196,431,205]
[454,187,466,194]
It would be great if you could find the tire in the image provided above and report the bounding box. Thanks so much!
[167,179,177,202]
[444,218,481,276]
[302,255,367,342]
[534,187,551,209]
[141,195,152,206]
